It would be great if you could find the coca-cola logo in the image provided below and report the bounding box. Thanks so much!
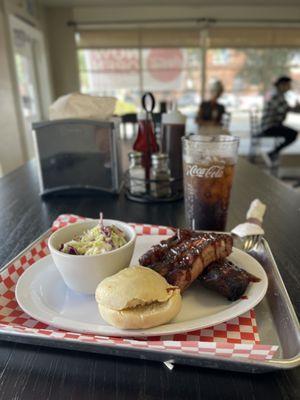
[186,165,224,178]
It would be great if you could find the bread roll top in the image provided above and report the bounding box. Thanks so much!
[95,266,178,311]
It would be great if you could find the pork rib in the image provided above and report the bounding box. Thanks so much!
[200,259,260,301]
[139,229,233,291]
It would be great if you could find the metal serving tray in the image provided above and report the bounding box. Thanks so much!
[0,234,299,373]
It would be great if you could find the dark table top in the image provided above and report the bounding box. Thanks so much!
[0,158,299,400]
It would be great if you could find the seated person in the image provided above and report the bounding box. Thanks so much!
[196,80,226,128]
[261,76,300,166]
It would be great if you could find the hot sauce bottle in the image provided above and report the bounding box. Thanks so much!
[133,93,159,180]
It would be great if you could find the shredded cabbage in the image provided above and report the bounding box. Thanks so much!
[60,224,127,256]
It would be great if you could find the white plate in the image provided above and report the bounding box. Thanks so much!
[15,235,268,337]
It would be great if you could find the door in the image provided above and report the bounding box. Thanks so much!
[9,15,52,160]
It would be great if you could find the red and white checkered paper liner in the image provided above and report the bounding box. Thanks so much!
[0,214,278,361]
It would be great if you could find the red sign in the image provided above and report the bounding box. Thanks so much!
[90,50,139,71]
[146,49,184,82]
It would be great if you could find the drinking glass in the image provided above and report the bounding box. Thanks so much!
[182,135,239,231]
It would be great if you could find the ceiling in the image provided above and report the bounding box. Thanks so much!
[39,0,300,6]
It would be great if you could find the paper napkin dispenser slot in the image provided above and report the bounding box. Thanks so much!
[32,119,122,196]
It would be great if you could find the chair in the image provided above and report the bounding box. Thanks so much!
[222,112,231,131]
[120,113,138,140]
[196,112,231,136]
[248,109,282,165]
[121,112,163,142]
[248,109,262,163]
[248,111,300,187]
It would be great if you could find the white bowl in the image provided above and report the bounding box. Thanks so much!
[48,219,136,294]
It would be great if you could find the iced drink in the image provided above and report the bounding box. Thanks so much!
[182,135,239,231]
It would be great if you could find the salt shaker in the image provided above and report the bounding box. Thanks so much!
[150,153,171,198]
[128,152,146,195]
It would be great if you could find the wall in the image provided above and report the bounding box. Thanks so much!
[0,0,54,176]
[44,3,300,98]
[0,3,25,176]
[73,5,300,25]
[4,0,42,27]
[45,7,79,99]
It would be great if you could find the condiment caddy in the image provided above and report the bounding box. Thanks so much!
[124,93,183,203]
[125,151,181,202]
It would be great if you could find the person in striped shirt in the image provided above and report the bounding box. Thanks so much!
[261,76,300,166]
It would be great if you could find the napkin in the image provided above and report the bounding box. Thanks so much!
[49,93,117,121]
[231,199,266,237]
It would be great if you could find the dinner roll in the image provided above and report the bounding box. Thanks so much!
[95,266,182,329]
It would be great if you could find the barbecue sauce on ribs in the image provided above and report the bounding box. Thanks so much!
[139,229,233,291]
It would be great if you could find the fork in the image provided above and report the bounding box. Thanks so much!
[242,234,262,252]
[233,199,266,252]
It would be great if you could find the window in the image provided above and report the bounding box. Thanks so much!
[78,47,300,134]
[141,48,201,115]
[78,49,140,114]
[207,48,300,134]
[78,48,201,116]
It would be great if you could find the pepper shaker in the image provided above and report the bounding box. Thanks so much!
[150,153,171,198]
